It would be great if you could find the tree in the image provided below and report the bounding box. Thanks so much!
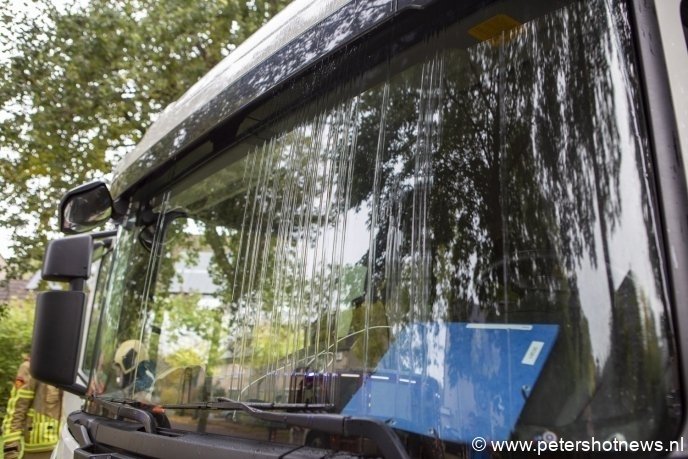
[0,0,292,279]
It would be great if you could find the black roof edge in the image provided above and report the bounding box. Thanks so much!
[110,0,443,200]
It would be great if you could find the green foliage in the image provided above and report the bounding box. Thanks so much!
[158,292,211,345]
[0,297,36,425]
[165,347,204,368]
[0,0,292,279]
[245,323,304,369]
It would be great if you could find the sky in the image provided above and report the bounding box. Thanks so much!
[0,229,11,259]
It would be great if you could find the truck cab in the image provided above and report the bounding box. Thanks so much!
[31,0,688,457]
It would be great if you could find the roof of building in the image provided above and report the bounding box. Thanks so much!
[0,278,31,302]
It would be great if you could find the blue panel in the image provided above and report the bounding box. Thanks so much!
[342,322,559,443]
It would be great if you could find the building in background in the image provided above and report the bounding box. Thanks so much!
[0,256,37,303]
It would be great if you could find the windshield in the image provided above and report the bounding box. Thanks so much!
[89,0,680,454]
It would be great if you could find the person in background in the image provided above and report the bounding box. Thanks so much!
[0,356,62,459]
[113,340,156,400]
[87,339,156,401]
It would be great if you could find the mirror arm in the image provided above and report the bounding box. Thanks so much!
[70,279,85,291]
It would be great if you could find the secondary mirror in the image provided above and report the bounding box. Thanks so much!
[60,181,113,234]
[42,234,93,286]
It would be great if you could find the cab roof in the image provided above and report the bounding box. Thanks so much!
[110,0,432,198]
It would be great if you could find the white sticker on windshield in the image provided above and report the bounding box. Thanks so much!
[521,341,544,366]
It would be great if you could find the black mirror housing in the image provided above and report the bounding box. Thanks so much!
[31,291,87,395]
[42,234,93,284]
[60,181,113,234]
[30,233,103,395]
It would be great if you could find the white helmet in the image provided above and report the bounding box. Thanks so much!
[114,340,148,375]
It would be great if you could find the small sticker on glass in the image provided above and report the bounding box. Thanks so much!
[521,341,544,366]
[468,14,522,42]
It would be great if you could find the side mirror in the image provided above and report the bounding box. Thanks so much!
[31,234,96,395]
[60,181,113,234]
[31,291,86,393]
[42,233,92,290]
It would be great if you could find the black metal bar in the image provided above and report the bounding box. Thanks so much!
[630,0,688,448]
[215,397,410,459]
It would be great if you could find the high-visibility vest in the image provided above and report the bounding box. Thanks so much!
[1,360,61,458]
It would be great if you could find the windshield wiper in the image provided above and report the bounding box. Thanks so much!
[87,397,171,433]
[164,400,334,412]
[164,397,410,459]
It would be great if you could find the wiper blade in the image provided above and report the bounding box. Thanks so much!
[164,400,334,412]
[165,398,409,459]
[88,397,170,433]
[218,397,409,459]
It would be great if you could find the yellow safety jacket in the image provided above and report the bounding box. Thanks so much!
[1,360,61,459]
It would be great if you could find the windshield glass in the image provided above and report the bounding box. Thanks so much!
[90,0,680,453]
